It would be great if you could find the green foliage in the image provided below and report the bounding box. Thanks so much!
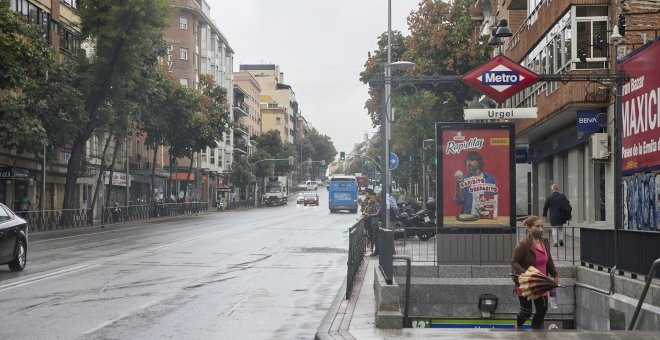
[0,0,55,90]
[0,3,84,155]
[359,0,491,197]
[252,130,296,175]
[228,156,255,189]
[61,0,172,209]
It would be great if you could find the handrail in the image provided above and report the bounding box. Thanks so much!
[392,255,411,328]
[628,258,660,330]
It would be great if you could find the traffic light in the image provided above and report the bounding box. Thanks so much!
[618,14,626,36]
[340,152,345,160]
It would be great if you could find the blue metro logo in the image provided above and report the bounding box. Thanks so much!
[461,55,540,103]
[482,71,521,85]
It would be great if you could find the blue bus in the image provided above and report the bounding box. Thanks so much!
[328,175,358,213]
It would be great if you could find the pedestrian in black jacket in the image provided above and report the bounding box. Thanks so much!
[543,184,569,247]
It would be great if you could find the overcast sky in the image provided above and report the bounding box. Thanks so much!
[210,1,420,158]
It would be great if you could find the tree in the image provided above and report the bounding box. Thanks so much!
[0,0,54,90]
[0,1,84,156]
[227,156,255,200]
[359,0,491,198]
[61,0,171,210]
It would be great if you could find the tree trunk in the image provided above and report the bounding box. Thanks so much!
[184,151,194,201]
[90,131,114,215]
[62,135,86,210]
[104,135,122,207]
[149,144,159,205]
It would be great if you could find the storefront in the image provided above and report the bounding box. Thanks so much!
[0,165,31,211]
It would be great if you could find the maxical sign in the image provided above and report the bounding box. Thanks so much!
[462,55,540,103]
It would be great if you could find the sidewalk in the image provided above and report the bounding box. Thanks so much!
[316,258,660,340]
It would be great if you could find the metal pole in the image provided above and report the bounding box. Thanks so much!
[42,145,46,211]
[422,149,426,204]
[125,137,130,206]
[613,73,622,265]
[383,0,392,231]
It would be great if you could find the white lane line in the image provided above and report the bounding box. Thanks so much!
[0,264,97,292]
[31,225,146,243]
[82,295,172,335]
[147,229,229,251]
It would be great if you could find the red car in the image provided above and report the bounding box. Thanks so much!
[303,193,319,206]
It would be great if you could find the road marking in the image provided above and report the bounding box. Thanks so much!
[147,229,229,251]
[0,264,97,292]
[31,225,146,243]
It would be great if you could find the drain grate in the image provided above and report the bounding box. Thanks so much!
[296,247,348,254]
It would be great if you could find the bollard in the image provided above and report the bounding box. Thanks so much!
[378,228,395,284]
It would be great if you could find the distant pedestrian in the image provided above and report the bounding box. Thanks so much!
[17,192,30,217]
[362,189,380,256]
[543,184,571,247]
[511,215,559,330]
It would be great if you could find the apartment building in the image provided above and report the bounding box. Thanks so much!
[239,65,298,145]
[163,0,234,204]
[488,0,660,229]
[233,71,262,156]
[2,0,83,210]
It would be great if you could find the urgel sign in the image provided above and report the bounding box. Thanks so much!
[462,55,540,103]
[482,71,520,85]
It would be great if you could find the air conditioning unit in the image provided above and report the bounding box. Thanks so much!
[589,133,610,160]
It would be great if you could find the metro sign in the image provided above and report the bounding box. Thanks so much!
[462,55,540,103]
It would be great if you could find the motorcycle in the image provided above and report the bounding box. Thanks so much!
[111,202,121,222]
[395,200,437,241]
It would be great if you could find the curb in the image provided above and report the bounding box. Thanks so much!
[315,258,370,340]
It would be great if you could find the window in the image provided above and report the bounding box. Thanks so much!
[60,0,76,9]
[276,117,282,125]
[574,6,609,70]
[179,17,188,30]
[179,48,188,60]
[180,78,188,88]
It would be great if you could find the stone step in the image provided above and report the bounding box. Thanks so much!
[393,276,576,318]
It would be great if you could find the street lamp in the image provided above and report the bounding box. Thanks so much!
[383,0,416,231]
[422,139,434,204]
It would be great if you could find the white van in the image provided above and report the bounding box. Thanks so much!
[303,180,317,191]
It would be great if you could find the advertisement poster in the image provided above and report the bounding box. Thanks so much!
[619,38,660,232]
[436,123,515,228]
[620,38,660,173]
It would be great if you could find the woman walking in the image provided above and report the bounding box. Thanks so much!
[511,215,559,330]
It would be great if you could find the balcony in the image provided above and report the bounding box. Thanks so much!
[233,140,248,155]
[233,100,249,116]
[233,122,249,136]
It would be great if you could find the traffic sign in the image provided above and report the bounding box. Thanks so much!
[461,55,540,103]
[389,152,399,171]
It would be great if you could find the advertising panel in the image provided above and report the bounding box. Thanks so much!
[436,123,515,228]
[619,38,660,232]
[620,38,660,173]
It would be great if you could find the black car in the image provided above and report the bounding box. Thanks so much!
[0,203,28,271]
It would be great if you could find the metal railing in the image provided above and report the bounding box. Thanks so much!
[21,208,94,232]
[20,202,209,232]
[629,258,660,330]
[346,218,366,299]
[581,228,660,278]
[392,224,581,265]
[100,202,208,225]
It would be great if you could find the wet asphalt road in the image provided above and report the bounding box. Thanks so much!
[0,192,358,339]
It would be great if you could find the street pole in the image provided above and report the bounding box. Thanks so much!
[125,137,130,206]
[383,0,392,231]
[613,72,622,266]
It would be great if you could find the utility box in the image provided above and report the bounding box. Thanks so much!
[589,133,609,160]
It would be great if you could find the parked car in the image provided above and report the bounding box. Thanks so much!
[303,193,319,206]
[296,193,306,204]
[0,203,28,272]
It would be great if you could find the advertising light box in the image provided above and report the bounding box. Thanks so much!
[436,122,515,229]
